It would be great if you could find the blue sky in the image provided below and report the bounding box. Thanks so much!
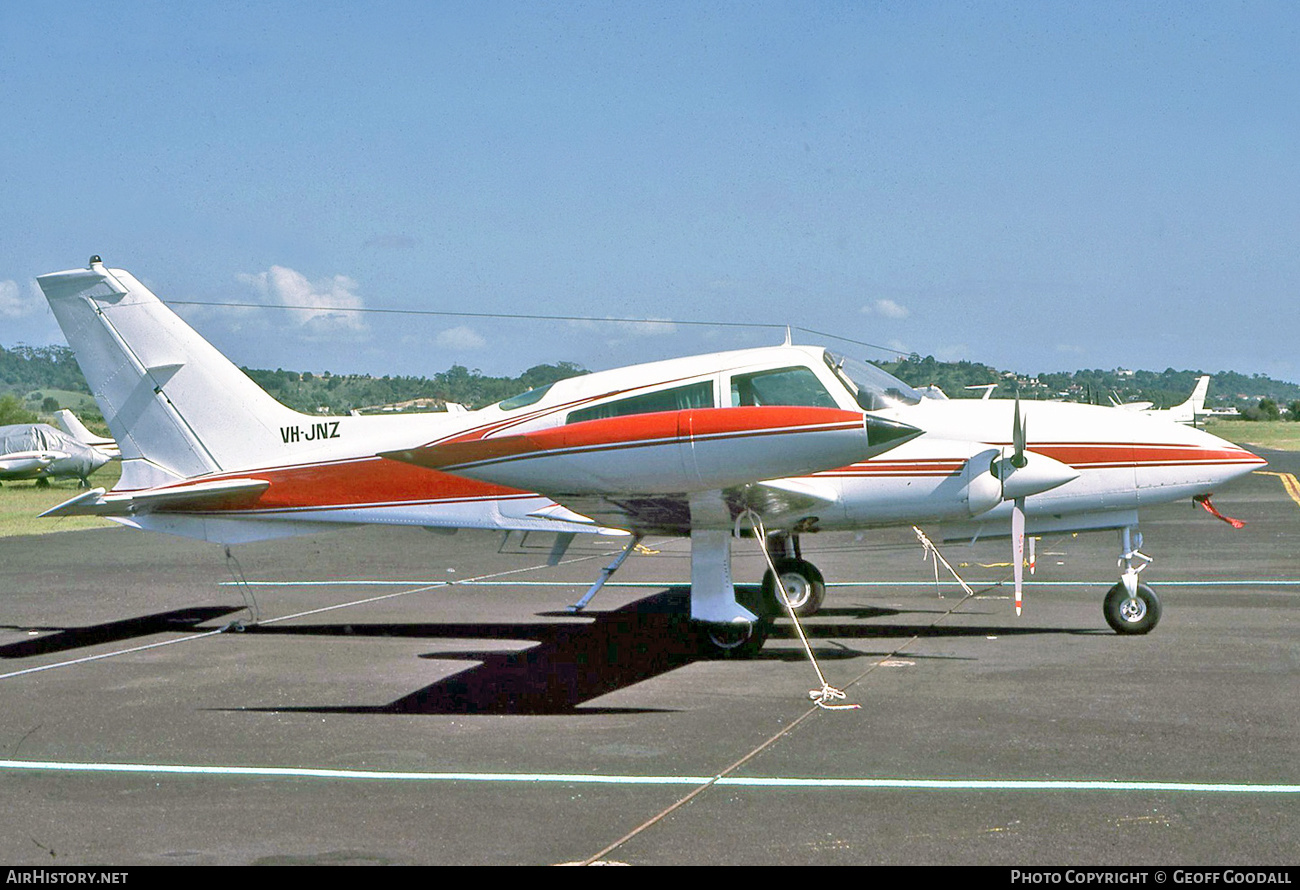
[2,2,1296,382]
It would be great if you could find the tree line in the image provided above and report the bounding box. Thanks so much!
[3,342,1299,426]
[0,343,586,424]
[879,353,1300,419]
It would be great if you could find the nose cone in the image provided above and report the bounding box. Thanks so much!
[863,415,924,459]
[1192,428,1268,484]
[1126,414,1267,498]
[89,448,113,474]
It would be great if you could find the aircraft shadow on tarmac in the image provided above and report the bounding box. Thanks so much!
[226,589,1086,717]
[0,606,244,658]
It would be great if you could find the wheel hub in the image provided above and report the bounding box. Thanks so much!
[1119,597,1147,623]
[779,573,811,609]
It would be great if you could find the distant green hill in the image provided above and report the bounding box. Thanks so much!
[0,342,586,418]
[241,362,587,414]
[878,354,1300,410]
[0,345,90,395]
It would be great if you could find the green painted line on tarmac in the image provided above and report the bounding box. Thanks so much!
[219,579,1300,588]
[2,759,1296,794]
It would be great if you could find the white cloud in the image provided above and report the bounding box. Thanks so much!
[862,299,909,319]
[616,317,676,336]
[568,317,677,338]
[237,266,368,339]
[435,325,486,351]
[0,279,35,318]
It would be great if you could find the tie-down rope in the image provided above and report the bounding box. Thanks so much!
[735,510,859,710]
[912,527,978,598]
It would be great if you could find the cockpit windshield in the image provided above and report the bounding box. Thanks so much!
[824,351,923,410]
[495,383,555,411]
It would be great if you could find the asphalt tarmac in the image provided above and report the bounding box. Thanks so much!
[0,451,1296,866]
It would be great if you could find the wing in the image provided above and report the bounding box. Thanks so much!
[383,407,918,534]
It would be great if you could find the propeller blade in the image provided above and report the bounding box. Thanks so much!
[1012,397,1028,468]
[1012,496,1025,616]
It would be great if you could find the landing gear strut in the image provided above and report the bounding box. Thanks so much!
[1105,526,1161,635]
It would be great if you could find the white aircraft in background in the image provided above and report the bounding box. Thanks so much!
[0,411,115,487]
[1112,376,1211,426]
[37,259,1264,654]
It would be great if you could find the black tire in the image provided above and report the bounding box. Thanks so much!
[761,558,826,618]
[698,619,770,659]
[1103,582,1161,635]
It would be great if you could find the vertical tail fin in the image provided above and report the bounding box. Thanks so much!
[1186,375,1210,415]
[54,409,120,457]
[1168,375,1211,425]
[38,258,309,488]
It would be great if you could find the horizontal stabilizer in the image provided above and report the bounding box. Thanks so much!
[41,478,270,517]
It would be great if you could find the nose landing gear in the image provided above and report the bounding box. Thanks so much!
[1105,527,1161,635]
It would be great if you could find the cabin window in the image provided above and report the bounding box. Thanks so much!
[566,381,714,424]
[729,366,838,408]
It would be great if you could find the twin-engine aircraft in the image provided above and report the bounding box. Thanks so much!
[37,259,1264,654]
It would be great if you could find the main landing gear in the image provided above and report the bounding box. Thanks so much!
[698,618,771,659]
[694,531,825,657]
[1104,526,1161,635]
[759,533,826,619]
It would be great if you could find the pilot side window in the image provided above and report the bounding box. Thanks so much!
[566,381,714,424]
[730,366,838,408]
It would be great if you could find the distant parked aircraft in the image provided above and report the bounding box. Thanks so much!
[1112,376,1210,427]
[0,417,115,486]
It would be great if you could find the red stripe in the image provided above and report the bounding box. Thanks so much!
[125,458,527,513]
[397,407,863,471]
[427,371,716,446]
[1036,444,1264,469]
[128,406,865,514]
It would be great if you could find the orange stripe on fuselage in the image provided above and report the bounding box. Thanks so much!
[1034,443,1265,469]
[118,457,527,514]
[818,458,968,478]
[119,407,868,514]
[400,407,864,471]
